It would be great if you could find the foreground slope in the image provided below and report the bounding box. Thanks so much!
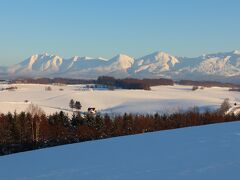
[1,122,240,180]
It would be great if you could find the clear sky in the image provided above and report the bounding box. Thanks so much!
[0,0,240,65]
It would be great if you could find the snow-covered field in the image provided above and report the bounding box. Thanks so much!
[0,84,239,115]
[1,121,240,180]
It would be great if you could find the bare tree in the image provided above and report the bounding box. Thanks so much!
[45,86,52,91]
[26,104,45,116]
[218,98,231,115]
[26,104,45,142]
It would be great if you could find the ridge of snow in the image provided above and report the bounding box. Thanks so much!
[27,54,39,70]
[233,49,240,55]
[2,50,240,81]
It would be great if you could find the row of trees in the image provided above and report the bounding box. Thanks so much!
[12,78,95,85]
[179,80,240,88]
[0,101,239,155]
[12,77,174,90]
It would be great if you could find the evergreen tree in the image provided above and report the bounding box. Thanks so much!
[69,99,75,110]
[72,112,85,127]
[75,101,82,111]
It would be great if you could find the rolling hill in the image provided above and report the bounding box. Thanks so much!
[1,121,240,180]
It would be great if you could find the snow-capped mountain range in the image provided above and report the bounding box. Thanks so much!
[1,50,240,83]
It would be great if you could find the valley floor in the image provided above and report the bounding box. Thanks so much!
[0,121,240,180]
[0,84,239,115]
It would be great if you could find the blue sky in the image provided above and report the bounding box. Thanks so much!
[0,0,240,65]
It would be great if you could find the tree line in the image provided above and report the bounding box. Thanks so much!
[178,80,240,88]
[11,77,174,90]
[0,102,239,156]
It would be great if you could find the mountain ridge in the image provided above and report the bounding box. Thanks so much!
[1,49,240,83]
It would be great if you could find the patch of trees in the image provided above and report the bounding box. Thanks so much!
[97,76,174,90]
[142,78,174,86]
[229,88,240,92]
[1,86,18,91]
[178,80,240,88]
[69,99,82,111]
[0,102,239,156]
[192,86,199,91]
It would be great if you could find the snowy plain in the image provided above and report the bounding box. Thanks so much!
[0,84,239,115]
[1,121,240,180]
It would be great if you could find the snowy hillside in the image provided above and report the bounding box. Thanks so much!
[63,54,134,78]
[0,84,239,115]
[176,50,240,79]
[2,49,240,81]
[7,53,63,77]
[129,51,179,77]
[1,121,240,180]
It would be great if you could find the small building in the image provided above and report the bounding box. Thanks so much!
[88,108,97,115]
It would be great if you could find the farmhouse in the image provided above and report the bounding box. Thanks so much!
[88,108,97,115]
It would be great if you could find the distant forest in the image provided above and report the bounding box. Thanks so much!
[0,102,239,156]
[11,77,240,90]
[12,77,174,90]
[178,80,240,88]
